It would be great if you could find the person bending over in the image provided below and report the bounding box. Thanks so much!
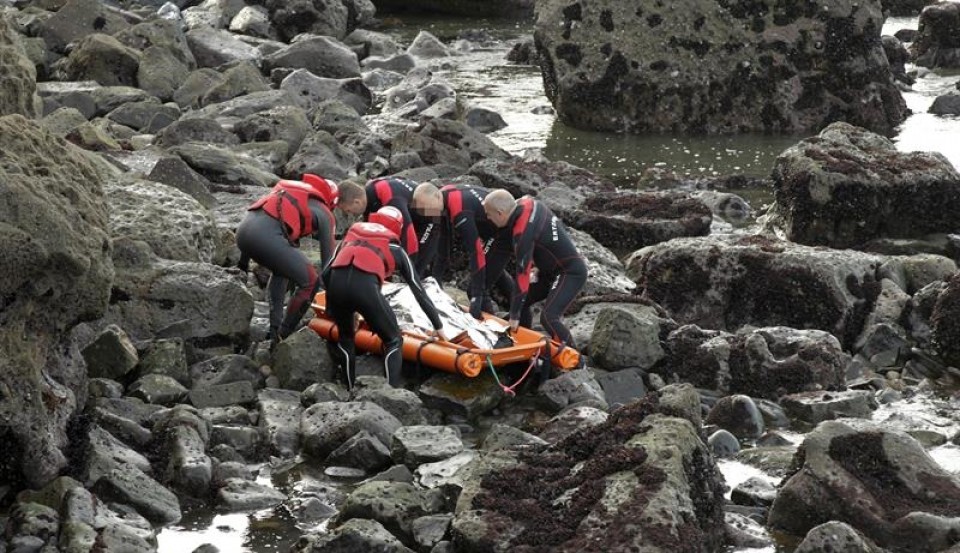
[236,174,339,345]
[323,206,447,390]
[360,176,424,259]
[411,182,515,318]
[482,189,587,352]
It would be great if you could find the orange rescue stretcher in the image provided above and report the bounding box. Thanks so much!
[308,291,580,378]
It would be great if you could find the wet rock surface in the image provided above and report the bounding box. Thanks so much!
[771,122,960,249]
[631,233,886,348]
[1,3,959,553]
[0,113,115,487]
[912,1,960,68]
[769,420,960,551]
[452,396,726,552]
[535,0,907,135]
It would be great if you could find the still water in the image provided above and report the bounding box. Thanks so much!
[386,12,960,185]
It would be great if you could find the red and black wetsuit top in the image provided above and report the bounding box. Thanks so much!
[363,177,419,256]
[248,180,337,266]
[440,184,498,299]
[327,222,444,330]
[330,222,397,282]
[506,197,585,321]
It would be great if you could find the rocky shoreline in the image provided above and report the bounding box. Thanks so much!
[2,0,960,552]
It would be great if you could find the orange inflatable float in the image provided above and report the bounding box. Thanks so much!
[308,291,580,378]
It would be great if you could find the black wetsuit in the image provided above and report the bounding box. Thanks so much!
[417,184,515,317]
[489,197,587,347]
[322,240,443,390]
[236,200,335,339]
[363,177,422,257]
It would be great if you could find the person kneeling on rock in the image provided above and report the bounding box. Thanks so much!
[236,174,340,347]
[322,206,448,390]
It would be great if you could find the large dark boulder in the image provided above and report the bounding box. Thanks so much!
[912,1,960,68]
[534,0,907,135]
[391,119,511,171]
[264,0,349,41]
[262,36,361,80]
[468,157,615,198]
[629,234,886,347]
[663,325,848,399]
[62,34,142,88]
[451,395,726,552]
[771,122,960,249]
[768,420,960,552]
[37,0,130,54]
[562,191,712,255]
[882,0,937,16]
[929,91,960,116]
[96,238,252,345]
[0,115,116,488]
[105,177,220,263]
[0,14,39,118]
[468,159,710,254]
[931,272,960,368]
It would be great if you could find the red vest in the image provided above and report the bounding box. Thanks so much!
[249,181,328,242]
[331,223,396,284]
[331,222,397,282]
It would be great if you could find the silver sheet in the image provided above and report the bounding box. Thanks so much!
[381,278,507,349]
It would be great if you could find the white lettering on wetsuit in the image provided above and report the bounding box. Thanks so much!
[419,223,434,244]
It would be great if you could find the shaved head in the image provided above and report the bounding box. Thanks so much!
[483,189,515,213]
[413,182,441,204]
[482,189,516,228]
[412,182,443,217]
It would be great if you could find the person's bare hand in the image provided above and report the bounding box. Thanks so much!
[508,319,519,333]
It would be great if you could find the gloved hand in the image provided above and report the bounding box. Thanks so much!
[237,253,250,273]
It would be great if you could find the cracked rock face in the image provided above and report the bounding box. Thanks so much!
[535,0,907,135]
[771,122,960,249]
[769,420,960,552]
[0,115,116,488]
[451,395,726,552]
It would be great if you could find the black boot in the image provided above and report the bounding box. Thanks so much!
[267,327,280,352]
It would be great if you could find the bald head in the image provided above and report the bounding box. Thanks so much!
[482,189,516,228]
[412,182,443,217]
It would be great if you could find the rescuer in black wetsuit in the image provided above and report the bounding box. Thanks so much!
[482,189,588,350]
[236,174,338,344]
[411,182,515,318]
[358,176,440,270]
[322,206,447,390]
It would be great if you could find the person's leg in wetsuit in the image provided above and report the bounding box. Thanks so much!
[267,276,288,340]
[325,267,360,390]
[537,259,588,348]
[325,266,405,389]
[359,283,404,387]
[518,274,551,331]
[236,210,321,341]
